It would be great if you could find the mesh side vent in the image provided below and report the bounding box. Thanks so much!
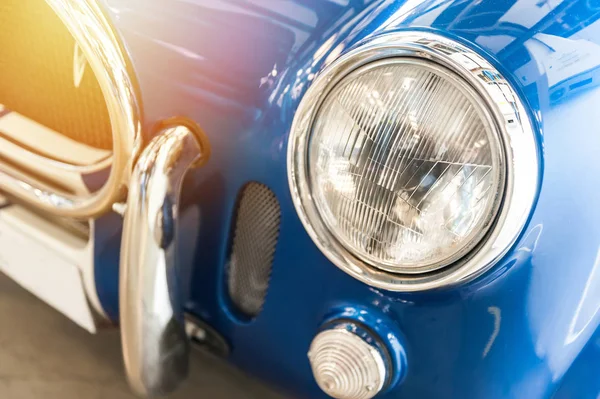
[227,183,281,318]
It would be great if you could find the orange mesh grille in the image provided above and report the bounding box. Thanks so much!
[0,0,112,150]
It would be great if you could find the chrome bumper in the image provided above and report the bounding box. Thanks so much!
[120,126,204,396]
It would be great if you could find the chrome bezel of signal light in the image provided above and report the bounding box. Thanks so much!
[287,31,539,292]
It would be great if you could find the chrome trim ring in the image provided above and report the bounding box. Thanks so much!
[287,31,539,291]
[0,0,141,218]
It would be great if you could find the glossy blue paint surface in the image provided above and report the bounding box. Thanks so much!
[96,0,600,397]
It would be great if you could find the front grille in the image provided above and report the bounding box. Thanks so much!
[0,0,112,150]
[227,183,281,318]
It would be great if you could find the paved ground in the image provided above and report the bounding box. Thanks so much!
[0,273,284,399]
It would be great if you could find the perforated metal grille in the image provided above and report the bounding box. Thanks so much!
[227,183,281,318]
[0,0,112,149]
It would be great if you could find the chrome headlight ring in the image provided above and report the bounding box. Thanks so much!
[287,31,539,292]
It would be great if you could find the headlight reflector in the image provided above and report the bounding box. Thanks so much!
[288,32,538,291]
[309,59,504,273]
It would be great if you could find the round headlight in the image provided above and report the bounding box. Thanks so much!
[309,58,503,273]
[288,32,538,291]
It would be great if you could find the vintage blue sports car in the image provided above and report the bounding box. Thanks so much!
[1,0,599,398]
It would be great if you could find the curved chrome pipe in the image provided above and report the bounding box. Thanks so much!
[120,126,202,397]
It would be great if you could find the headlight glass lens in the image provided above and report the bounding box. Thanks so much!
[308,59,504,273]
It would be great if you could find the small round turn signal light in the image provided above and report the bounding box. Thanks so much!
[308,324,389,399]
